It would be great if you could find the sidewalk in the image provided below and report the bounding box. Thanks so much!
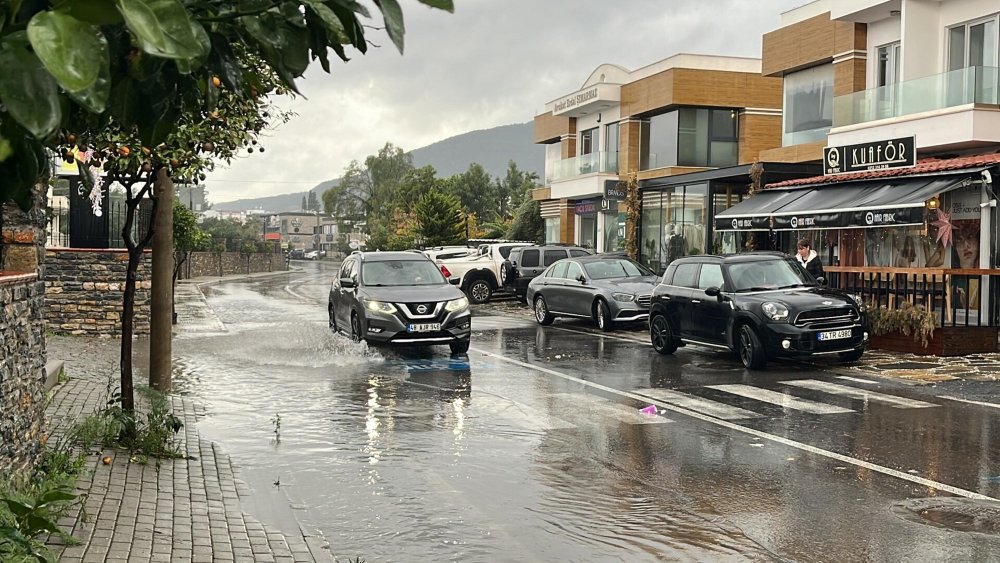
[45,267,333,563]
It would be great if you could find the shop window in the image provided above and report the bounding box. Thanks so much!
[605,122,620,173]
[782,64,834,145]
[640,108,738,170]
[544,217,560,244]
[640,192,663,270]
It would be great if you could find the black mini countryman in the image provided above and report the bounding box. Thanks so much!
[649,252,868,370]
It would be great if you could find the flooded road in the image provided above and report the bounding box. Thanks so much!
[172,262,1000,562]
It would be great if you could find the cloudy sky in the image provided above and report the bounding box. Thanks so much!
[206,0,806,203]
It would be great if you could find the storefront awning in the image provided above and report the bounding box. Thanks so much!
[713,188,811,231]
[714,175,972,232]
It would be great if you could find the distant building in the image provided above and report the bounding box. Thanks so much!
[274,212,335,252]
[175,184,205,212]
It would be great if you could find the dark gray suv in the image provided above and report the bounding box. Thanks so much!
[329,252,472,354]
[502,245,592,301]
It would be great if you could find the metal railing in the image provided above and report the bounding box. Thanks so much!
[825,266,1000,327]
[46,200,152,249]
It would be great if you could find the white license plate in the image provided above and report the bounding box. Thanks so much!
[818,329,852,341]
[407,323,441,333]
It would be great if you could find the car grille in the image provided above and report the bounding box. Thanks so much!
[398,302,442,319]
[637,293,652,307]
[793,307,859,329]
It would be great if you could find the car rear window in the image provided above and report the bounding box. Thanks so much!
[499,246,516,259]
[543,249,567,266]
[548,262,569,278]
[521,249,540,267]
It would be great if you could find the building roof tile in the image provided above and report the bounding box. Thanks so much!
[766,153,1000,189]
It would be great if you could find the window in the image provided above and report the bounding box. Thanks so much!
[565,262,584,281]
[671,263,699,288]
[549,261,569,278]
[543,249,568,266]
[498,246,517,259]
[948,17,998,71]
[339,260,353,279]
[605,122,620,172]
[544,217,560,244]
[697,264,724,289]
[641,108,738,170]
[580,127,599,155]
[569,249,590,257]
[520,249,540,267]
[875,42,901,119]
[782,64,834,145]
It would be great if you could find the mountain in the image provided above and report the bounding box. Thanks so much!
[212,121,543,212]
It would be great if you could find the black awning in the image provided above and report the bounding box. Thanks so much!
[714,188,811,231]
[768,176,969,230]
[714,175,971,232]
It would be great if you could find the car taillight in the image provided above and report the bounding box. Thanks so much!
[440,265,452,278]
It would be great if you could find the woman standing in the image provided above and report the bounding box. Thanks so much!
[795,239,824,279]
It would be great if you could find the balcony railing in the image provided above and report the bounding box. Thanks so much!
[834,65,1000,128]
[546,151,619,183]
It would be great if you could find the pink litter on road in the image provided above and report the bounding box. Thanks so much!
[640,405,658,416]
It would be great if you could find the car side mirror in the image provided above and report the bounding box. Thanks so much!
[449,277,460,285]
[816,276,827,286]
[576,274,587,284]
[340,277,355,289]
[705,286,721,297]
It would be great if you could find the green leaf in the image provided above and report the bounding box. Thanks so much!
[376,0,405,53]
[417,0,454,10]
[109,76,141,124]
[27,11,109,110]
[207,34,243,91]
[174,18,210,74]
[36,490,77,506]
[329,0,370,19]
[136,98,179,147]
[54,0,124,24]
[329,4,366,53]
[24,513,61,535]
[66,51,111,112]
[114,0,209,61]
[0,136,12,162]
[0,45,62,138]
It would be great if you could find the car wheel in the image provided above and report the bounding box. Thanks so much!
[595,299,615,332]
[350,311,363,343]
[533,296,554,325]
[328,303,338,332]
[450,340,470,355]
[467,279,493,304]
[500,263,511,286]
[649,314,677,355]
[838,347,864,362]
[737,324,767,370]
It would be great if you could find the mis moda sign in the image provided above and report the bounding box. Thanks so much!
[823,136,916,176]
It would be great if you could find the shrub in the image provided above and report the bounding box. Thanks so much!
[867,301,937,348]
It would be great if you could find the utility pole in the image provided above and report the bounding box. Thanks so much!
[149,169,174,392]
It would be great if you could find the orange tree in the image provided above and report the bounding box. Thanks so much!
[0,0,453,412]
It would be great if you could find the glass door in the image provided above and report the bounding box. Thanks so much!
[876,42,900,118]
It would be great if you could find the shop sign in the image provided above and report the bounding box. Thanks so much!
[603,179,627,201]
[575,200,597,216]
[769,207,924,230]
[713,216,771,231]
[553,87,599,115]
[823,136,916,176]
[600,198,619,212]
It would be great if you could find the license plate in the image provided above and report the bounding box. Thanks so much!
[407,323,441,333]
[818,329,852,341]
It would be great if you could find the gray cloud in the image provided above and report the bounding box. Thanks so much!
[206,0,805,203]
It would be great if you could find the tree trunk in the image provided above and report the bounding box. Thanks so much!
[120,238,142,413]
[149,169,174,392]
[172,250,188,325]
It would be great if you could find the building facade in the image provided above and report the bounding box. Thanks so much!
[533,54,805,268]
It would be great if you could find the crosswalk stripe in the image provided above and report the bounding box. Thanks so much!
[784,379,938,409]
[706,384,854,415]
[550,393,669,425]
[636,388,762,420]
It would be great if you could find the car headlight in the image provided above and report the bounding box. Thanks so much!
[761,302,789,322]
[612,292,636,302]
[365,300,397,314]
[445,297,469,312]
[851,294,867,312]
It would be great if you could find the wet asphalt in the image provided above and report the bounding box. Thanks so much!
[170,261,1000,562]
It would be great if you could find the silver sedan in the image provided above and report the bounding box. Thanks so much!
[526,256,659,331]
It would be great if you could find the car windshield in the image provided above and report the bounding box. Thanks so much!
[727,258,813,292]
[362,260,446,286]
[583,259,654,280]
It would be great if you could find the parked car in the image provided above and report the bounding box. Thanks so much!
[436,242,534,304]
[502,245,592,301]
[648,252,868,370]
[288,248,305,260]
[304,250,320,260]
[422,246,476,262]
[526,255,658,331]
[329,251,471,354]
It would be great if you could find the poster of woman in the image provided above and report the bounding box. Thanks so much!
[947,186,982,308]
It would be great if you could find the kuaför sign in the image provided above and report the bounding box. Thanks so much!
[823,136,916,176]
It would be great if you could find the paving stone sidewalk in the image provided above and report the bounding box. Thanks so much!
[44,299,333,562]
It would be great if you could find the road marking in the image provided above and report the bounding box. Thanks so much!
[636,388,762,420]
[837,375,918,387]
[551,393,667,425]
[784,380,938,409]
[707,384,854,415]
[938,396,1000,410]
[472,347,995,502]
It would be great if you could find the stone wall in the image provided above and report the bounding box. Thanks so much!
[45,249,152,336]
[179,251,285,279]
